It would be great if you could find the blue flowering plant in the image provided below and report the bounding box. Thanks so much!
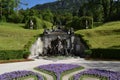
[0,70,44,80]
[72,69,120,80]
[36,64,83,80]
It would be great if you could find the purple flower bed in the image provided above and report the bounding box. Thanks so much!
[0,70,44,80]
[37,64,81,80]
[73,69,120,80]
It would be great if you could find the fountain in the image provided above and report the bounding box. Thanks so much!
[29,37,43,59]
[29,27,86,58]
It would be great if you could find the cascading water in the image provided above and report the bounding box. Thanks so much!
[29,37,43,59]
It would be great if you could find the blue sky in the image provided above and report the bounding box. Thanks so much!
[20,0,56,9]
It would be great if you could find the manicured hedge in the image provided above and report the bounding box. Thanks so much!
[0,30,43,60]
[91,49,120,59]
[0,50,30,60]
[8,13,24,23]
[75,34,120,59]
[0,36,37,60]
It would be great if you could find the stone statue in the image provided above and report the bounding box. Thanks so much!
[85,20,88,29]
[70,27,74,34]
[30,20,34,29]
[46,36,63,55]
[57,39,63,54]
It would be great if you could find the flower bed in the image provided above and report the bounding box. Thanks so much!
[36,64,82,80]
[0,70,44,80]
[73,69,120,80]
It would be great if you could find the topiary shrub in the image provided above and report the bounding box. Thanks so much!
[25,16,52,29]
[66,16,80,30]
[8,13,24,23]
[66,16,93,30]
[43,20,53,29]
[0,16,6,22]
[79,16,93,29]
[25,16,44,29]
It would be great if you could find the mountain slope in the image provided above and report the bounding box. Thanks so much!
[32,0,85,13]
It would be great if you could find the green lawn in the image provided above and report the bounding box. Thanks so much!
[75,21,120,49]
[0,22,43,50]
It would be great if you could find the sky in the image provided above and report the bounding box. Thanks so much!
[20,0,56,9]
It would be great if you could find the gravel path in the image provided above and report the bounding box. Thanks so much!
[29,69,54,80]
[62,69,86,80]
[24,77,34,80]
[82,77,100,80]
[0,59,53,74]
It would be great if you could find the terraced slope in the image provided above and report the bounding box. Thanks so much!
[0,23,43,50]
[75,21,120,49]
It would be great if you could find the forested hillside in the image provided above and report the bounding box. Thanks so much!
[32,0,85,14]
[32,0,120,22]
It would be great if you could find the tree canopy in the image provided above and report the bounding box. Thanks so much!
[0,0,120,29]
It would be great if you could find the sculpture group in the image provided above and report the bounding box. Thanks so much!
[46,36,68,55]
[42,27,75,56]
[29,27,85,58]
